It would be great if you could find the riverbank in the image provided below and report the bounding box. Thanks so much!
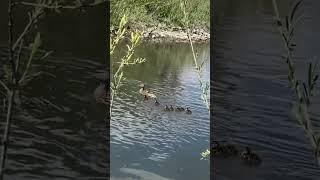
[142,26,210,43]
[141,23,210,42]
[112,22,210,43]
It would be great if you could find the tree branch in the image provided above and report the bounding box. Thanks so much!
[12,8,44,50]
[14,0,107,10]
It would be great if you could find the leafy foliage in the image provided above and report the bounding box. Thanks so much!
[110,15,146,115]
[110,0,209,28]
[273,0,320,165]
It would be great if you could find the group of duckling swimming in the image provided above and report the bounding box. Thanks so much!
[139,83,192,115]
[212,141,262,166]
[163,105,192,114]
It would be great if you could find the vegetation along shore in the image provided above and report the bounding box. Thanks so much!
[110,0,210,42]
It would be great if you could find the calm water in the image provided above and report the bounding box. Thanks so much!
[0,3,108,179]
[110,42,210,180]
[213,0,320,179]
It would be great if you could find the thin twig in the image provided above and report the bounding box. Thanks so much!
[15,38,24,78]
[0,1,16,178]
[12,8,44,50]
[8,1,17,86]
[180,0,210,158]
[0,81,9,94]
[0,92,15,180]
[110,15,145,116]
[181,0,210,111]
[15,0,107,9]
[272,0,320,165]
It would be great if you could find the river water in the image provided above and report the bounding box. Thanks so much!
[0,3,108,179]
[213,0,320,179]
[110,42,210,180]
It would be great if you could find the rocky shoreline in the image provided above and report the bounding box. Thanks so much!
[141,26,210,43]
[112,23,210,43]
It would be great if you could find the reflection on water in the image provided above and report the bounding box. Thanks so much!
[214,0,320,179]
[111,42,210,180]
[113,168,173,180]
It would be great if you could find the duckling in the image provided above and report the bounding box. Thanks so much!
[240,147,261,166]
[176,106,181,111]
[169,105,174,111]
[154,99,160,106]
[212,142,239,158]
[186,107,192,114]
[179,107,185,111]
[164,105,170,111]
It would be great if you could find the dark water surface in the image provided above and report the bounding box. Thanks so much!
[213,0,320,179]
[0,3,108,179]
[110,42,210,180]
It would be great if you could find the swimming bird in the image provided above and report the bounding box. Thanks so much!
[139,84,157,99]
[212,142,224,157]
[186,107,192,114]
[169,105,174,111]
[175,106,185,111]
[212,142,238,158]
[154,99,160,105]
[164,105,170,111]
[240,147,261,166]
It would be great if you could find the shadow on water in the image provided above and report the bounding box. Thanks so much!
[213,0,320,180]
[0,2,108,180]
[111,42,210,180]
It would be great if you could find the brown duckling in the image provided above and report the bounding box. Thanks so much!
[212,142,239,158]
[164,105,170,111]
[169,105,174,111]
[212,142,224,157]
[186,107,192,114]
[154,99,160,106]
[175,106,185,112]
[240,147,261,166]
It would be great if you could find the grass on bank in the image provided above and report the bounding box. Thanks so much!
[110,0,210,29]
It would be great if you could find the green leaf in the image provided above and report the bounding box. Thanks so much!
[201,149,210,158]
[290,0,302,22]
[282,33,288,44]
[314,75,319,82]
[31,32,41,56]
[119,15,128,29]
